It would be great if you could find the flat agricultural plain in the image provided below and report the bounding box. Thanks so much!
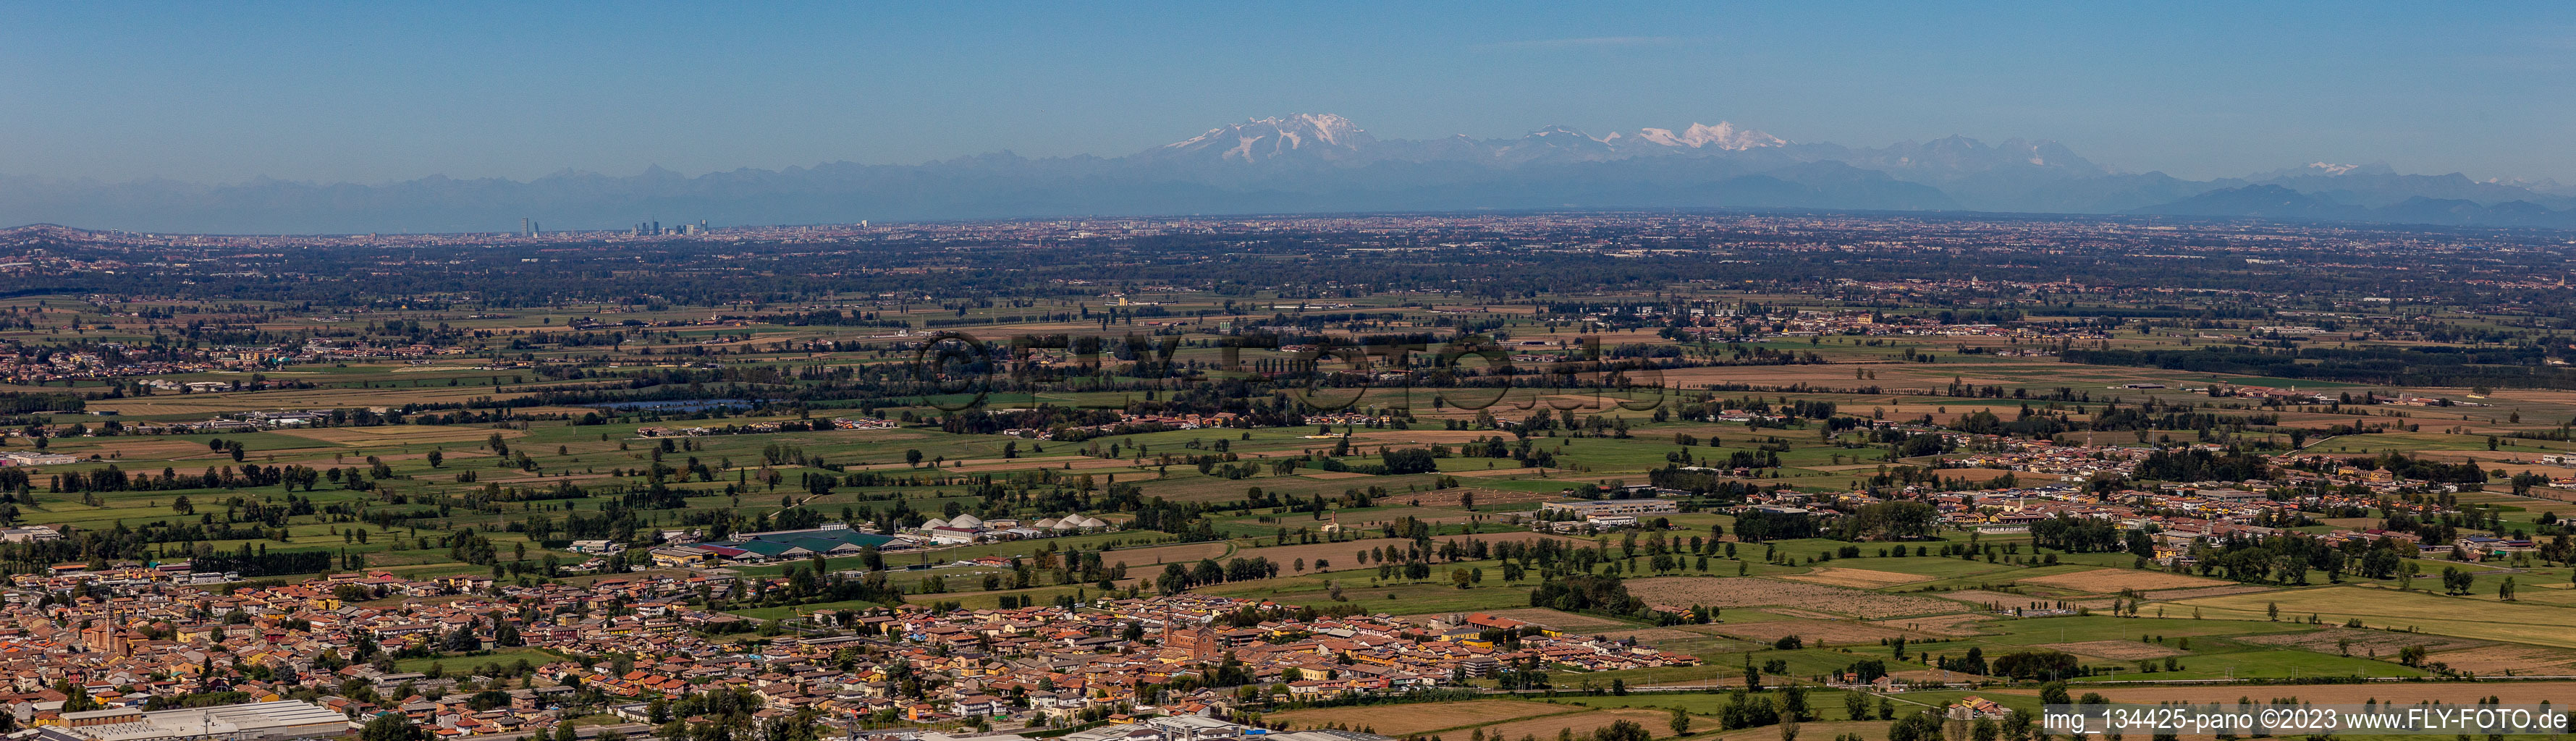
[1713,617,1926,645]
[271,425,521,446]
[28,218,2576,732]
[2175,585,2576,648]
[1625,577,1967,619]
[1781,567,1932,588]
[1094,541,1236,569]
[2423,644,2576,674]
[1471,708,1692,741]
[1935,588,2114,611]
[2138,584,2274,601]
[2040,639,2186,660]
[1270,700,1576,736]
[1998,681,2576,706]
[1869,612,1996,636]
[2230,626,2486,656]
[2017,567,2231,592]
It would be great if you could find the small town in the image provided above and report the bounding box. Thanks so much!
[7,9,2576,741]
[0,566,1697,741]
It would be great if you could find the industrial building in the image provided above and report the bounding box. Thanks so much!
[43,700,352,741]
[1540,499,1678,517]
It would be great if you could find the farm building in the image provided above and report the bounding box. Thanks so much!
[1540,499,1677,517]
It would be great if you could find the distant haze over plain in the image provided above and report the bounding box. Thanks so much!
[4,111,2575,234]
[4,3,2569,232]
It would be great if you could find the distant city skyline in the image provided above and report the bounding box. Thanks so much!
[5,1,2572,186]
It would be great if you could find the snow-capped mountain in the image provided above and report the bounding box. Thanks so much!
[1629,122,1786,151]
[2487,176,2572,195]
[2245,162,2397,180]
[5,111,2572,232]
[1144,113,1793,167]
[1154,114,1374,164]
[2302,162,2374,177]
[2218,160,2572,210]
[1146,114,1790,167]
[1485,125,1625,164]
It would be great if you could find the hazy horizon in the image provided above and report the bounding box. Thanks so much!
[7,1,2573,187]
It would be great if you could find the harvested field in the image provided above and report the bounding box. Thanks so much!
[88,383,591,415]
[1271,700,1574,736]
[816,428,932,441]
[365,452,448,462]
[1713,618,1922,645]
[1707,721,1880,741]
[2233,627,2486,656]
[2041,640,2184,661]
[2140,584,2274,601]
[1469,708,1682,741]
[96,439,227,458]
[1935,589,2113,611]
[1532,394,1627,412]
[1392,488,1558,507]
[1888,668,1990,683]
[1870,612,1993,636]
[1625,577,1965,618]
[1765,608,1842,619]
[950,456,1141,473]
[1099,541,1235,568]
[1351,431,1504,444]
[1664,365,1909,387]
[1327,508,1474,529]
[1667,624,1767,645]
[494,472,622,484]
[2017,568,2229,592]
[2425,645,2576,674]
[1451,467,1555,478]
[1782,567,1930,588]
[1994,681,2576,706]
[2176,585,2576,647]
[274,425,523,445]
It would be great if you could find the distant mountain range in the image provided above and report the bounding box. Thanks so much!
[7,113,2575,234]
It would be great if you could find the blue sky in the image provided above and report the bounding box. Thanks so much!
[5,1,2569,184]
